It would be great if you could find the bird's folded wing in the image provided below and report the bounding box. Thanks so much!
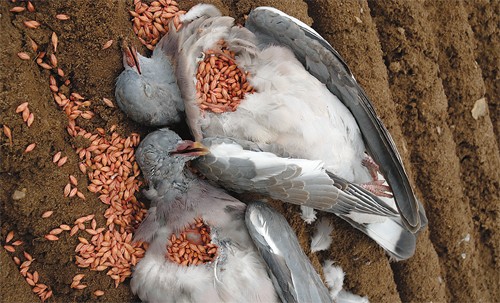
[194,138,397,218]
[245,7,421,232]
[245,201,331,303]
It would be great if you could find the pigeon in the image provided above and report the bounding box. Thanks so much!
[131,128,330,302]
[116,44,184,126]
[114,4,427,258]
[193,136,424,260]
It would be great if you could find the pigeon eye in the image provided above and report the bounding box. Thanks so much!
[196,52,205,62]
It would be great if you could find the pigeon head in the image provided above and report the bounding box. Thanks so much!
[115,45,185,127]
[136,128,209,186]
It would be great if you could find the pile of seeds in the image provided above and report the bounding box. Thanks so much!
[166,218,218,266]
[129,0,185,50]
[195,47,255,113]
[6,1,150,297]
[52,92,149,287]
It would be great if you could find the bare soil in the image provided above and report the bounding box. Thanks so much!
[1,0,498,302]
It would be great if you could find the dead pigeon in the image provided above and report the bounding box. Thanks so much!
[115,4,427,258]
[131,128,330,302]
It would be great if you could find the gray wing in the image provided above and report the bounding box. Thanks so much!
[245,7,422,232]
[197,138,419,260]
[245,201,331,303]
[195,138,397,217]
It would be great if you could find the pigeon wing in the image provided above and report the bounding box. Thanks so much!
[245,201,331,303]
[245,7,421,232]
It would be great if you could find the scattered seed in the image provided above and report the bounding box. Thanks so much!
[27,37,38,52]
[5,231,14,243]
[38,62,53,70]
[17,52,31,60]
[94,290,105,297]
[49,228,63,235]
[13,256,21,265]
[57,156,68,167]
[12,240,23,246]
[27,1,35,12]
[73,273,85,281]
[24,143,36,153]
[27,113,34,127]
[102,98,114,108]
[69,187,78,198]
[23,20,41,29]
[56,14,70,20]
[51,32,58,53]
[44,235,59,241]
[22,108,30,122]
[4,245,15,253]
[76,191,86,200]
[102,40,113,50]
[64,183,71,197]
[16,102,28,113]
[69,175,78,186]
[42,211,54,218]
[70,225,79,236]
[49,53,58,67]
[10,7,25,13]
[53,151,62,163]
[60,224,71,231]
[3,125,13,146]
[23,251,33,261]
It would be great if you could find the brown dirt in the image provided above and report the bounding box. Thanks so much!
[1,0,498,302]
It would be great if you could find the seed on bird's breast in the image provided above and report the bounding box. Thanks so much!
[195,44,256,114]
[165,217,218,266]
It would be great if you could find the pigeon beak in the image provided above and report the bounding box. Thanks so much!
[123,45,142,75]
[171,140,209,157]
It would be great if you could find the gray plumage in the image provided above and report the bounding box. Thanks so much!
[194,136,422,260]
[246,201,331,303]
[132,128,330,303]
[246,7,421,232]
[114,4,427,259]
[115,45,184,126]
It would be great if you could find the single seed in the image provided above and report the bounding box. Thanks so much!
[27,113,34,127]
[23,20,41,29]
[64,183,71,197]
[41,211,53,218]
[51,32,58,53]
[9,7,25,13]
[44,234,59,241]
[69,175,78,186]
[24,251,33,261]
[102,40,114,50]
[27,1,35,12]
[27,37,38,52]
[22,108,30,122]
[69,187,78,198]
[3,125,13,146]
[56,14,70,20]
[24,143,36,153]
[4,245,15,253]
[17,52,30,60]
[57,156,68,167]
[102,98,114,108]
[94,290,105,297]
[6,231,14,243]
[60,224,71,231]
[53,151,62,163]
